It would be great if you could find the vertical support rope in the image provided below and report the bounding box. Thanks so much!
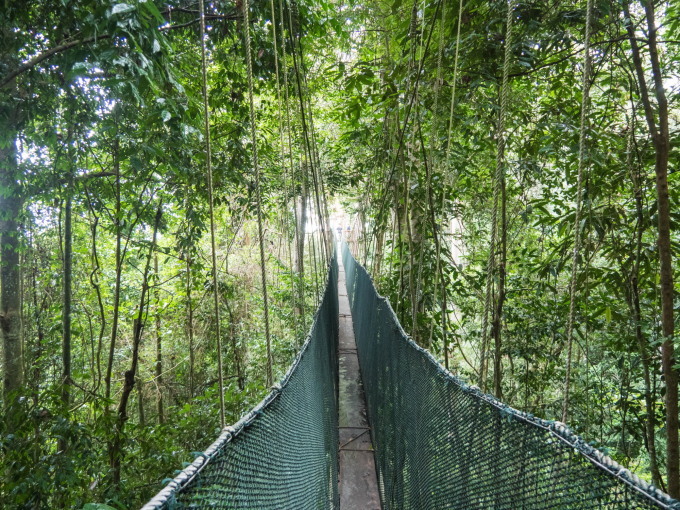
[425,0,447,363]
[445,0,464,163]
[370,0,442,260]
[269,0,298,339]
[286,1,329,267]
[430,0,464,356]
[198,0,226,427]
[562,0,594,424]
[286,1,324,259]
[243,0,274,387]
[429,0,445,161]
[279,0,306,334]
[416,0,444,346]
[269,0,284,172]
[307,105,332,261]
[479,0,514,390]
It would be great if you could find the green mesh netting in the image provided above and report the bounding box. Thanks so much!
[341,242,679,510]
[142,259,339,510]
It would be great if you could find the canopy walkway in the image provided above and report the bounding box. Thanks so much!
[142,243,679,510]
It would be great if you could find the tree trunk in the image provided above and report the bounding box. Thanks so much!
[492,176,506,399]
[631,271,663,487]
[628,124,664,488]
[137,377,145,426]
[297,176,307,324]
[226,302,244,390]
[397,191,405,323]
[186,256,195,398]
[60,103,75,420]
[297,184,307,274]
[60,188,73,453]
[154,254,164,424]
[0,92,24,411]
[643,3,678,494]
[105,136,121,401]
[623,1,677,495]
[84,195,105,394]
[110,204,162,487]
[373,225,385,280]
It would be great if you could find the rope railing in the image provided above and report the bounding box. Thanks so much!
[141,259,339,510]
[143,243,679,509]
[342,241,680,510]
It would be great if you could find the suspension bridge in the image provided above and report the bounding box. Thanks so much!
[140,243,680,509]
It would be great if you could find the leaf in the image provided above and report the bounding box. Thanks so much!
[111,3,135,15]
[141,0,165,22]
[71,62,89,74]
[82,505,118,510]
[161,110,171,122]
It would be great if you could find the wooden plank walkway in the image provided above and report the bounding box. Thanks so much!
[338,260,381,509]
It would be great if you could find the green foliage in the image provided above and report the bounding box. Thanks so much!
[1,0,679,504]
[1,0,342,506]
[323,0,680,490]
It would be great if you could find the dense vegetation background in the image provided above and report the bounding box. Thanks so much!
[0,0,678,507]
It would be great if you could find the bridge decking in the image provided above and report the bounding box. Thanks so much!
[338,259,381,509]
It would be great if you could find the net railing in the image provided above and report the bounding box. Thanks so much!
[142,258,339,510]
[342,242,680,510]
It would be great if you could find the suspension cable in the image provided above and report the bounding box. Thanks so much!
[243,0,274,387]
[562,0,594,424]
[479,0,514,390]
[198,0,226,427]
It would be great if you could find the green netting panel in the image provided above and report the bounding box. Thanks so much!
[341,242,679,510]
[142,259,339,510]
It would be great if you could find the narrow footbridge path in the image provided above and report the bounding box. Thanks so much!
[142,243,680,510]
[337,255,380,509]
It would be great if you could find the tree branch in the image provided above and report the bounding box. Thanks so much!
[1,36,109,89]
[507,36,645,79]
[0,12,241,89]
